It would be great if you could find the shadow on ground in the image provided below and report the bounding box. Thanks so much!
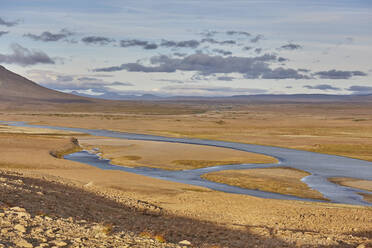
[0,170,367,248]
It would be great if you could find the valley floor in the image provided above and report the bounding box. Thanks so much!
[0,103,372,247]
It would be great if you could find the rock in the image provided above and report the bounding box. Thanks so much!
[84,181,94,187]
[16,211,30,218]
[14,224,26,233]
[179,240,192,246]
[51,240,68,247]
[15,239,33,248]
[10,206,26,212]
[356,244,366,248]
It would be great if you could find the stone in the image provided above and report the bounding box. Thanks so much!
[179,240,192,246]
[52,241,68,247]
[14,224,26,233]
[15,239,33,248]
[10,206,26,212]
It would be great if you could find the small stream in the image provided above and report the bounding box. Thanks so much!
[2,121,372,206]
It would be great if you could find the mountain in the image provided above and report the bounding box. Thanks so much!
[0,65,92,104]
[0,66,201,114]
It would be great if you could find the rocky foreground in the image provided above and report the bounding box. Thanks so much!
[0,206,188,248]
[0,171,189,248]
[0,169,371,248]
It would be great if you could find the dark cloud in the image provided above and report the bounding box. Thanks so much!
[278,57,288,62]
[260,67,310,79]
[119,39,158,49]
[82,36,115,45]
[217,76,235,81]
[94,53,308,80]
[212,49,232,56]
[24,29,74,42]
[281,43,302,50]
[243,46,252,51]
[78,77,98,81]
[200,30,218,37]
[346,86,372,95]
[201,38,236,45]
[57,75,74,82]
[160,40,200,48]
[304,84,341,91]
[0,31,9,37]
[144,43,158,50]
[0,17,19,27]
[219,40,237,45]
[255,48,262,54]
[226,31,251,37]
[173,52,187,57]
[314,69,367,79]
[110,81,134,86]
[250,35,264,43]
[0,43,55,66]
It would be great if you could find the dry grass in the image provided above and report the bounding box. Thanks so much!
[172,160,247,168]
[308,144,372,162]
[0,131,86,170]
[3,102,372,162]
[202,167,326,200]
[78,137,277,170]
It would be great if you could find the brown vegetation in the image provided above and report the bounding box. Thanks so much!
[3,102,372,162]
[78,137,276,170]
[202,167,326,200]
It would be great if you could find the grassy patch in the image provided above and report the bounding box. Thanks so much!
[121,155,142,161]
[308,144,372,162]
[172,160,242,169]
[202,167,327,201]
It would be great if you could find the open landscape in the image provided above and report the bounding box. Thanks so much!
[0,65,372,247]
[1,1,372,247]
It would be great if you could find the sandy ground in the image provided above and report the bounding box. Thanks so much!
[0,128,371,247]
[202,167,326,200]
[79,136,276,170]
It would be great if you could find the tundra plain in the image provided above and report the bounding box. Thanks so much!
[1,101,372,247]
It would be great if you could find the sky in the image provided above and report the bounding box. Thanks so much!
[1,0,372,98]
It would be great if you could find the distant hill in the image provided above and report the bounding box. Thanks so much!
[0,66,203,114]
[0,65,92,104]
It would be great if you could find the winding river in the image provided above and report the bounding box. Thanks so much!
[2,121,372,206]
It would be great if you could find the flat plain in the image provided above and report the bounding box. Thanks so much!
[1,101,372,247]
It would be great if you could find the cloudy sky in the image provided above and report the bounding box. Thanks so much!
[1,0,372,97]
